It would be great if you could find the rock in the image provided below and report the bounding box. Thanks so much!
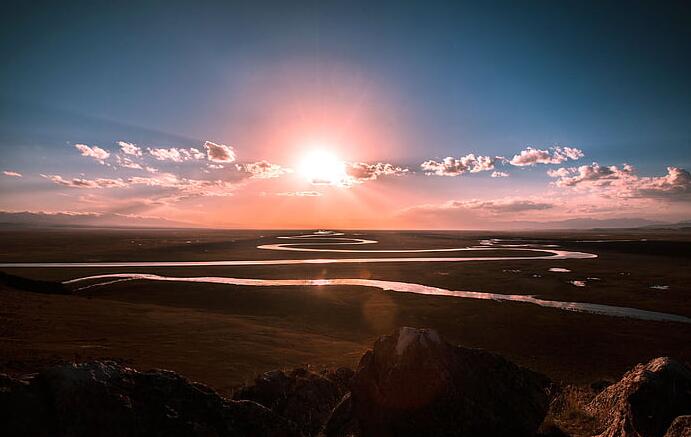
[326,327,551,437]
[233,367,352,436]
[587,357,691,437]
[320,393,361,437]
[664,416,691,437]
[0,361,301,437]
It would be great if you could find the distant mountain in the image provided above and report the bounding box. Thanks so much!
[0,211,196,228]
[640,219,691,230]
[508,217,666,230]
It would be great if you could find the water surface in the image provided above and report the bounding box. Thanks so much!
[65,273,691,324]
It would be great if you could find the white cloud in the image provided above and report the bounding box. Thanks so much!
[117,141,142,156]
[74,144,110,164]
[204,141,236,163]
[3,170,22,177]
[148,147,205,162]
[421,154,496,176]
[491,171,509,178]
[509,146,583,166]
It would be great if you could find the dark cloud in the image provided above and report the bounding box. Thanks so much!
[204,141,236,163]
[345,162,409,182]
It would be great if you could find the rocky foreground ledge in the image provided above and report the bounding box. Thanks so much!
[1,327,689,437]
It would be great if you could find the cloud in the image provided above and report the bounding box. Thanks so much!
[548,163,691,201]
[42,170,237,199]
[509,146,583,166]
[117,141,142,156]
[276,191,322,197]
[204,141,236,163]
[421,154,496,176]
[3,170,22,177]
[126,172,238,198]
[237,161,292,179]
[345,162,409,182]
[419,146,583,176]
[75,143,110,164]
[41,174,127,189]
[115,155,143,170]
[547,162,633,187]
[636,167,691,199]
[148,147,205,162]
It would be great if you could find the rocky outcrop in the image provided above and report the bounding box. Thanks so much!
[587,357,691,437]
[2,328,689,437]
[664,415,691,437]
[0,361,300,437]
[233,367,353,436]
[324,327,552,437]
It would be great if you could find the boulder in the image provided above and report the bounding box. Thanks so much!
[326,327,551,437]
[233,367,353,436]
[664,416,691,437]
[0,361,301,437]
[587,357,691,437]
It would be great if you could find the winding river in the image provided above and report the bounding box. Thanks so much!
[3,231,690,323]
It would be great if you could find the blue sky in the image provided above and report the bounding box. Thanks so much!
[1,1,690,228]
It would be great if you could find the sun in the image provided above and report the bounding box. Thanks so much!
[299,149,348,185]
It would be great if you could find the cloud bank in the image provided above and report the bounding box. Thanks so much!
[42,174,128,189]
[446,198,555,213]
[41,171,238,199]
[548,163,691,201]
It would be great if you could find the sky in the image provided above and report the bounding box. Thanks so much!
[1,0,690,229]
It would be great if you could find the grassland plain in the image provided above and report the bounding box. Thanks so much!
[0,227,689,394]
